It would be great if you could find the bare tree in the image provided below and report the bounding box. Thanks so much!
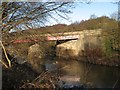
[1,2,74,34]
[110,11,118,21]
[90,14,97,19]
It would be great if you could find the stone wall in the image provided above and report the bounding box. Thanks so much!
[56,34,103,59]
[28,44,45,73]
[56,35,85,58]
[84,35,102,50]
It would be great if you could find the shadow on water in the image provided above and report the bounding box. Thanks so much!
[2,44,120,89]
[2,55,120,89]
[45,58,120,88]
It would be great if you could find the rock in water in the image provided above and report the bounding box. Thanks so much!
[28,44,45,73]
[59,75,80,88]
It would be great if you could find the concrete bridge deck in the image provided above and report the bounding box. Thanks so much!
[3,29,102,44]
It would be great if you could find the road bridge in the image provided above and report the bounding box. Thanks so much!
[2,28,103,70]
[6,29,102,44]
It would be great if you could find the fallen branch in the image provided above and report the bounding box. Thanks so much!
[112,79,119,89]
[0,59,9,68]
[0,40,11,68]
[49,78,56,89]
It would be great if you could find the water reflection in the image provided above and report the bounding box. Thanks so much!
[45,58,120,88]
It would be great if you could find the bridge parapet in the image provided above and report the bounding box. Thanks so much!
[4,29,102,44]
[45,29,102,36]
[46,29,102,41]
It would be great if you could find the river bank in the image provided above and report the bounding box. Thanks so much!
[56,53,120,68]
[2,55,120,89]
[2,58,87,89]
[2,44,120,89]
[56,45,120,68]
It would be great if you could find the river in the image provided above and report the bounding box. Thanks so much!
[45,58,120,88]
[6,44,120,88]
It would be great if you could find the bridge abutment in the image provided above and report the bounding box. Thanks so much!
[56,34,103,59]
[56,35,85,59]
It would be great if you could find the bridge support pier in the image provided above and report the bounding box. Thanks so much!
[56,35,85,58]
[28,44,45,73]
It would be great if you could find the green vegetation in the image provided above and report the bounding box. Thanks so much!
[8,16,119,44]
[103,35,114,57]
[5,16,118,39]
[4,16,119,61]
[70,16,118,30]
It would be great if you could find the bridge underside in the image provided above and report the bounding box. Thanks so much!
[56,39,78,45]
[47,35,80,45]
